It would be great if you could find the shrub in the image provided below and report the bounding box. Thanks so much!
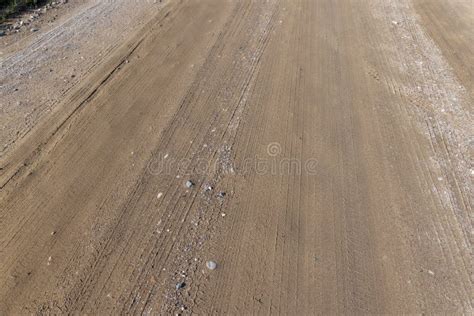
[0,0,48,22]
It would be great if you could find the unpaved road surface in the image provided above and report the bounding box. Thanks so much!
[0,0,472,314]
[0,0,167,156]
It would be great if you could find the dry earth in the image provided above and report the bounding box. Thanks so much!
[0,0,168,156]
[0,0,472,314]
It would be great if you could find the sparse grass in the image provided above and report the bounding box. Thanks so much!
[0,0,49,23]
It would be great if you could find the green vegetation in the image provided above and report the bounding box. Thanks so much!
[0,0,48,22]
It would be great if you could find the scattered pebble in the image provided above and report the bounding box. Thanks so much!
[206,261,217,270]
[428,270,435,276]
[157,192,163,199]
[31,28,39,32]
[176,282,186,290]
[218,192,226,198]
[204,184,213,192]
[185,180,194,188]
[51,231,57,236]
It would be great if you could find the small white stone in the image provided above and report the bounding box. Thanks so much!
[157,192,163,199]
[206,261,217,270]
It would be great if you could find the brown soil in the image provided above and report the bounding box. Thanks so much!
[0,0,472,314]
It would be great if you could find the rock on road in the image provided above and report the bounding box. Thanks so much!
[0,0,472,314]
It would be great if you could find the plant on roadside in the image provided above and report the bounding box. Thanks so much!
[0,0,49,23]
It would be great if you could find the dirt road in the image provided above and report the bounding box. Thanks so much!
[0,0,472,314]
[0,0,167,156]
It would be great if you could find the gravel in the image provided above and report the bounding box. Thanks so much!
[175,282,186,290]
